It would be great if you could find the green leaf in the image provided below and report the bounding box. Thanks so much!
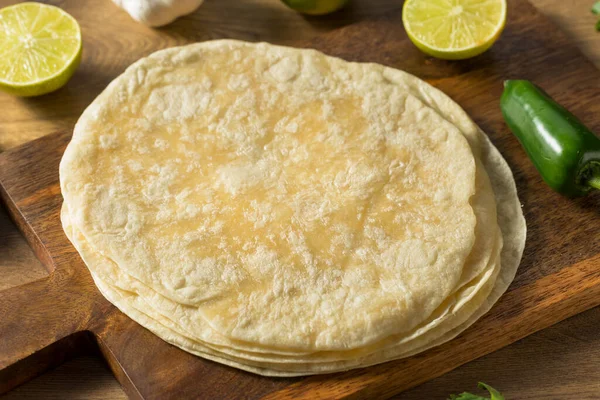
[596,19,600,31]
[592,2,600,14]
[447,382,504,400]
[478,382,505,400]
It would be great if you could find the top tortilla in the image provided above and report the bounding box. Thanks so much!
[59,40,492,351]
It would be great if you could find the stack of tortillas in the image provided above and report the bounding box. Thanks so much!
[60,40,526,376]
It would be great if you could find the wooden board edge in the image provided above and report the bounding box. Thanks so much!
[0,331,98,395]
[0,131,72,272]
[92,334,145,400]
[0,179,55,273]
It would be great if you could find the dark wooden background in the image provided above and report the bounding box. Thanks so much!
[1,0,599,398]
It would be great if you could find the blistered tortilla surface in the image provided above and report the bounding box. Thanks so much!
[61,40,479,351]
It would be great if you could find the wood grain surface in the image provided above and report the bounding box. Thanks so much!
[1,0,600,399]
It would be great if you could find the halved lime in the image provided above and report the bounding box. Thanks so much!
[403,0,507,60]
[0,2,82,97]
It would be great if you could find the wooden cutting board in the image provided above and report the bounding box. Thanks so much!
[2,0,600,398]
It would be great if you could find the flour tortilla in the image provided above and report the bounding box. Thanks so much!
[61,40,481,351]
[60,40,526,375]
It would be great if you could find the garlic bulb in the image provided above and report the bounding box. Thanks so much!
[112,0,204,27]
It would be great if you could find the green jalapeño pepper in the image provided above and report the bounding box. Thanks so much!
[501,80,600,197]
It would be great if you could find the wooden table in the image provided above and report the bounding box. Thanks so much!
[1,0,599,398]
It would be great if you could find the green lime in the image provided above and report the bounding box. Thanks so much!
[403,0,506,60]
[0,2,82,97]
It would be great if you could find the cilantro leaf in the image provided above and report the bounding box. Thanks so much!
[478,382,505,400]
[592,1,600,14]
[448,382,505,400]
